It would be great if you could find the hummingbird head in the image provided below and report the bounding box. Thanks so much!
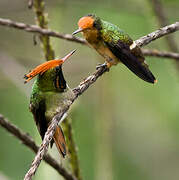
[72,14,101,35]
[24,50,76,84]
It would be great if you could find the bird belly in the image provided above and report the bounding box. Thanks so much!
[91,42,119,66]
[83,29,119,66]
[44,89,74,123]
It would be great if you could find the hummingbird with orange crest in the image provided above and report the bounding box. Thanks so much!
[24,50,76,157]
[73,14,157,84]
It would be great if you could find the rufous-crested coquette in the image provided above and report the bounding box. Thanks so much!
[24,50,76,157]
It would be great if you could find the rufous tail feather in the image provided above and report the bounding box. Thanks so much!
[53,126,67,158]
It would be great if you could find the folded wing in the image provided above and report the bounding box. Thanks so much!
[105,39,156,83]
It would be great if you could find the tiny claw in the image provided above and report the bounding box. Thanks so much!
[96,63,106,70]
[96,62,110,72]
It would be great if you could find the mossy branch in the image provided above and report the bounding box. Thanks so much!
[33,0,55,60]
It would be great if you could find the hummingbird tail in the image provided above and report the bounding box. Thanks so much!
[53,125,67,158]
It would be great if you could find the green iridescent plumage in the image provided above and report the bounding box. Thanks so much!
[73,14,156,83]
[29,66,75,157]
[100,20,133,45]
[25,51,76,157]
[30,67,73,123]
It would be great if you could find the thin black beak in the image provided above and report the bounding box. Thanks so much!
[72,28,83,35]
[62,49,76,62]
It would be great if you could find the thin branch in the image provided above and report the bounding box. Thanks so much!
[142,49,179,60]
[1,17,179,60]
[0,114,76,180]
[150,0,179,71]
[0,18,85,45]
[1,17,179,55]
[23,23,179,180]
[150,0,178,52]
[134,22,179,47]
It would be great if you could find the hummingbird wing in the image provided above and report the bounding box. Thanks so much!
[30,100,48,140]
[105,39,156,83]
[30,101,66,157]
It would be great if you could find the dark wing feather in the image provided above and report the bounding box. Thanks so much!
[105,40,156,83]
[30,100,66,157]
[30,100,48,140]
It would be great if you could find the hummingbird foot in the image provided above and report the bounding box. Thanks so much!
[96,62,110,71]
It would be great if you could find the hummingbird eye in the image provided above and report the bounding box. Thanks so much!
[55,65,62,71]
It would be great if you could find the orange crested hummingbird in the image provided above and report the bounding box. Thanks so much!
[24,50,76,157]
[73,14,157,84]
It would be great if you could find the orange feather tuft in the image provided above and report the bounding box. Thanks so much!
[24,50,76,83]
[78,16,94,30]
[24,59,63,83]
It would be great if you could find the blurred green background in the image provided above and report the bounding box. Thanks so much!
[0,0,179,179]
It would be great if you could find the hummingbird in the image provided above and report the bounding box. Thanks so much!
[73,14,157,84]
[24,50,76,157]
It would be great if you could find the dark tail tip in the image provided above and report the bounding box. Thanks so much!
[61,143,67,158]
[144,71,157,84]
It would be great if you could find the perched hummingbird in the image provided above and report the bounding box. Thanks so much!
[73,14,157,84]
[24,50,76,157]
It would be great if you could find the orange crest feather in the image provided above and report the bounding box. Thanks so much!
[24,59,63,83]
[24,49,76,83]
[78,16,94,29]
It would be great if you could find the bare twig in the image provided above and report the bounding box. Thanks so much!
[23,23,179,179]
[150,0,178,52]
[0,18,85,45]
[142,49,179,60]
[1,18,179,56]
[134,22,179,47]
[150,0,179,71]
[0,114,76,180]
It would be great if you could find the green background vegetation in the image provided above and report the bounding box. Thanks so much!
[0,0,179,179]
